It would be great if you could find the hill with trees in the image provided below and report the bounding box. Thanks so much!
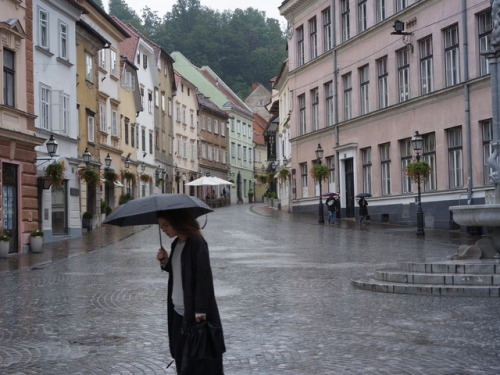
[106,0,287,99]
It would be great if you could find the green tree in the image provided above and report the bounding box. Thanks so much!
[108,0,142,31]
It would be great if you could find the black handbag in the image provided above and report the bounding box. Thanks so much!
[185,321,224,360]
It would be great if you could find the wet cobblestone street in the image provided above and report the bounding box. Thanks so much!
[1,204,499,374]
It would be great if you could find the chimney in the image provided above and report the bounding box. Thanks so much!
[251,83,258,90]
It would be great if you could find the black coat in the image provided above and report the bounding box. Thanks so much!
[163,235,225,373]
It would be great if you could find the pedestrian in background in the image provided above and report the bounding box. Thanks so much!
[156,210,225,374]
[326,195,338,226]
[358,197,369,224]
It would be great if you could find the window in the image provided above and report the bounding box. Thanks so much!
[361,148,372,195]
[380,143,391,195]
[309,17,317,60]
[214,120,219,134]
[396,0,408,12]
[111,110,118,137]
[231,142,236,158]
[85,53,93,82]
[419,36,433,95]
[149,132,153,154]
[322,8,332,52]
[482,119,494,184]
[124,118,129,145]
[343,73,352,120]
[131,123,135,148]
[444,25,460,87]
[99,104,106,132]
[40,85,50,129]
[300,162,308,198]
[359,65,369,115]
[161,92,166,112]
[358,0,367,33]
[148,91,153,113]
[297,26,305,66]
[110,50,117,76]
[397,48,410,102]
[447,127,463,188]
[59,22,68,59]
[311,88,319,130]
[168,98,172,116]
[327,156,335,187]
[142,128,146,152]
[99,49,106,69]
[3,49,15,107]
[377,56,388,109]
[38,8,49,49]
[190,111,194,128]
[176,104,180,122]
[400,139,413,194]
[208,117,212,132]
[422,132,437,191]
[61,94,70,134]
[143,54,148,69]
[376,0,386,22]
[479,11,492,76]
[325,81,334,127]
[154,88,159,107]
[298,94,306,135]
[136,52,140,64]
[238,144,242,160]
[87,115,94,143]
[341,0,350,42]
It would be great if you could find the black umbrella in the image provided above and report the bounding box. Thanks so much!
[356,193,372,198]
[103,194,213,246]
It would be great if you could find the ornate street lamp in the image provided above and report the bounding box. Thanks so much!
[34,135,59,163]
[315,143,325,224]
[104,153,112,169]
[82,148,92,166]
[411,131,425,235]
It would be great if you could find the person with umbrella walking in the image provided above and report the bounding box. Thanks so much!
[325,194,339,226]
[156,209,225,374]
[358,197,369,224]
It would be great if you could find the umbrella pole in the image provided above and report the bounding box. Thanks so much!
[158,225,163,248]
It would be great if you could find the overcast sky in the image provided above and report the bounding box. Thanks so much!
[125,0,285,26]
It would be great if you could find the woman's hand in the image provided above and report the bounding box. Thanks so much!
[157,247,168,265]
[195,313,206,323]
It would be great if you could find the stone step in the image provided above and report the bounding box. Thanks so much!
[351,278,500,297]
[399,260,500,274]
[374,269,500,286]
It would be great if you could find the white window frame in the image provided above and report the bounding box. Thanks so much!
[111,110,118,137]
[87,115,95,143]
[309,17,317,60]
[100,104,106,132]
[40,85,50,130]
[38,8,49,49]
[377,57,388,109]
[358,0,367,33]
[359,65,369,115]
[322,8,332,53]
[311,88,319,130]
[479,11,492,76]
[343,73,352,120]
[397,48,410,102]
[444,25,460,87]
[419,36,434,95]
[380,143,391,196]
[298,94,306,135]
[59,21,68,60]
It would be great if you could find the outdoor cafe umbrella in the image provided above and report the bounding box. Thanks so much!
[185,176,219,186]
[103,194,213,246]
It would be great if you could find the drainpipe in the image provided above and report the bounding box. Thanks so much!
[462,0,473,204]
[332,0,340,192]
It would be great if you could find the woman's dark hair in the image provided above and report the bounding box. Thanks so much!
[157,210,201,238]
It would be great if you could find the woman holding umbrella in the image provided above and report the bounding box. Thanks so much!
[156,209,225,374]
[357,194,370,224]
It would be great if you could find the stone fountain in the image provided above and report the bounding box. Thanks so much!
[449,0,500,260]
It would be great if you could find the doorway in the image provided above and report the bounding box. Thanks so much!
[2,163,18,253]
[344,158,355,217]
[51,182,68,235]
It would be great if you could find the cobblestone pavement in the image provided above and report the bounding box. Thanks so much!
[1,204,499,374]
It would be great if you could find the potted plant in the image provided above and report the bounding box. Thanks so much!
[82,211,93,231]
[248,189,254,203]
[44,161,66,187]
[29,230,44,253]
[140,173,152,183]
[0,230,11,258]
[259,175,267,184]
[103,170,118,185]
[405,161,432,182]
[78,168,101,186]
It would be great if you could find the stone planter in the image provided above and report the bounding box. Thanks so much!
[449,204,500,227]
[30,236,44,253]
[0,241,9,258]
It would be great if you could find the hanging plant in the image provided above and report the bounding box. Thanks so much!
[267,172,276,183]
[44,161,66,187]
[103,170,118,184]
[155,178,165,186]
[140,173,152,183]
[258,175,267,184]
[310,164,329,182]
[122,171,136,183]
[77,168,101,186]
[175,174,181,183]
[405,161,432,183]
[279,168,290,181]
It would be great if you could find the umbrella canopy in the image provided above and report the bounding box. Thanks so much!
[322,192,339,197]
[103,194,213,227]
[209,176,234,186]
[356,193,372,198]
[185,176,218,186]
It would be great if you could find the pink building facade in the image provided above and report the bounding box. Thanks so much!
[280,0,495,229]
